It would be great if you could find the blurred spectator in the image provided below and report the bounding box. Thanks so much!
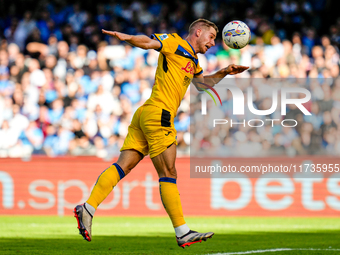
[0,120,20,157]
[43,125,74,156]
[175,111,190,132]
[48,98,64,125]
[14,11,36,51]
[68,3,88,34]
[23,120,44,153]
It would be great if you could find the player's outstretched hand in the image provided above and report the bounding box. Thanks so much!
[225,64,249,75]
[102,30,131,41]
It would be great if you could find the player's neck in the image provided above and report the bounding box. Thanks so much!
[185,36,199,54]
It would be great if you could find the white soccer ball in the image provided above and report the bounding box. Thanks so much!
[222,20,251,49]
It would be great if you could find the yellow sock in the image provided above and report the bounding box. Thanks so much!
[86,163,125,209]
[159,177,186,228]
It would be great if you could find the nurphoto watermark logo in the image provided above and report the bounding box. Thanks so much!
[189,78,339,178]
[199,81,311,128]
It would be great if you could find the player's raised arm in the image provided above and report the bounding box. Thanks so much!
[102,30,161,50]
[192,64,249,91]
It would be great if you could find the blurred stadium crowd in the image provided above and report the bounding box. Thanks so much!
[0,0,339,158]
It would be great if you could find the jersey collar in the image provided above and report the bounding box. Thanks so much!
[185,40,196,56]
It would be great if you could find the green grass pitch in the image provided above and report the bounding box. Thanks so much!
[1,216,340,254]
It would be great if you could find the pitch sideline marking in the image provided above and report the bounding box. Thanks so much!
[207,248,340,254]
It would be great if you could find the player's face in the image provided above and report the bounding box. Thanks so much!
[197,27,216,54]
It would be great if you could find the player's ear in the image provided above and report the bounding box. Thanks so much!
[196,29,202,37]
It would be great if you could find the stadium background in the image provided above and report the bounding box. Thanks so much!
[0,0,340,220]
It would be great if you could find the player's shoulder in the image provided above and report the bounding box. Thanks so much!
[170,33,188,45]
[168,33,181,40]
[166,33,193,51]
[152,33,181,42]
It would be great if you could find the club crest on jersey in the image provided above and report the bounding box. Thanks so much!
[183,76,191,87]
[159,34,168,41]
[181,61,194,75]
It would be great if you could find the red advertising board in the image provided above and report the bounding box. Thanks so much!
[0,156,340,216]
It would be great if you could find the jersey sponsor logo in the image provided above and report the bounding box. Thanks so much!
[159,34,168,41]
[181,61,194,75]
[164,131,172,136]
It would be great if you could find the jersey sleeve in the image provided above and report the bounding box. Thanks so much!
[194,60,203,76]
[151,33,178,55]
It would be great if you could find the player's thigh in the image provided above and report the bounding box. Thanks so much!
[151,143,177,179]
[116,149,143,174]
[140,106,177,159]
[120,106,149,157]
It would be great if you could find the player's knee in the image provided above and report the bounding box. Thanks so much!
[168,167,177,179]
[158,166,177,179]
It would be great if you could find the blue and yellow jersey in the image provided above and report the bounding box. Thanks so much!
[144,33,203,116]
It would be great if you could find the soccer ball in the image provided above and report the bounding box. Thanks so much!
[222,21,251,49]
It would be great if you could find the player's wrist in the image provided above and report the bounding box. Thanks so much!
[223,67,230,75]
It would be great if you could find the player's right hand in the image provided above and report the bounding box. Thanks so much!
[101,30,131,41]
[224,64,249,75]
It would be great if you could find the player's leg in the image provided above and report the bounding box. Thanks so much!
[86,149,143,211]
[140,105,213,247]
[152,143,187,232]
[151,144,214,248]
[75,106,148,241]
[74,149,143,241]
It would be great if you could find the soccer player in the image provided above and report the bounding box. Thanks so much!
[74,18,248,248]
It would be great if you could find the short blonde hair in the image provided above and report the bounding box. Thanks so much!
[189,19,219,35]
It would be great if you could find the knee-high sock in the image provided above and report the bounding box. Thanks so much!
[86,163,125,209]
[159,177,186,228]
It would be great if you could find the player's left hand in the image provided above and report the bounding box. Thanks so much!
[101,30,131,41]
[225,64,249,75]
